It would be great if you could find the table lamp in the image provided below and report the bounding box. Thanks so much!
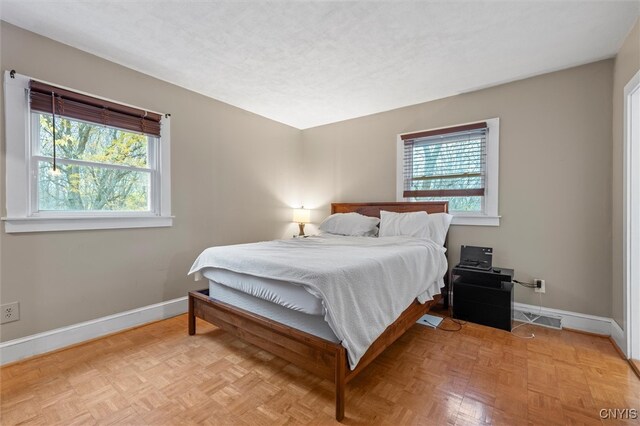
[293,207,310,236]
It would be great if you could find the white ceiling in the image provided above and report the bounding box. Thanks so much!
[1,1,639,129]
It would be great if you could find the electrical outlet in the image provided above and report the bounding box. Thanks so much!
[1,302,20,324]
[534,279,546,294]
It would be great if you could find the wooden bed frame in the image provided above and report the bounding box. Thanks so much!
[188,201,448,421]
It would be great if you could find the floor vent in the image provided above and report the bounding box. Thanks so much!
[513,310,562,330]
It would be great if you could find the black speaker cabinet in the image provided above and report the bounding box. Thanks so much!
[451,267,514,288]
[452,278,514,332]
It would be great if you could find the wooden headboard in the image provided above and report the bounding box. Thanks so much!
[331,201,449,217]
[332,201,451,296]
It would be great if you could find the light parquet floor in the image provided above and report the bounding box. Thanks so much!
[1,314,639,425]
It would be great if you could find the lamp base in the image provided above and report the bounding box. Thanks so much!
[298,223,305,236]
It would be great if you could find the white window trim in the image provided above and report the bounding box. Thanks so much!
[623,69,640,359]
[396,118,500,226]
[2,71,173,233]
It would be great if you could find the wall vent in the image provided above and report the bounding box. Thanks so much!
[513,310,562,330]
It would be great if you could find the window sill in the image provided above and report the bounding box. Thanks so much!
[2,215,173,233]
[451,215,500,226]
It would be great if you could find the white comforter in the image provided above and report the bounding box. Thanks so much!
[188,235,447,369]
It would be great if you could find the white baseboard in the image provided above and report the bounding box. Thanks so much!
[514,302,615,336]
[610,320,628,357]
[0,297,630,366]
[0,296,188,366]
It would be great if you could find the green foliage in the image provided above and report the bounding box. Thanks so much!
[37,114,151,211]
[409,139,484,212]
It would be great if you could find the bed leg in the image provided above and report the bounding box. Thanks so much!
[335,347,346,421]
[188,293,196,335]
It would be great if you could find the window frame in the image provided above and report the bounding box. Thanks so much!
[396,118,500,226]
[3,70,173,233]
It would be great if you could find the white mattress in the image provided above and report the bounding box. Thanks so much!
[207,280,339,343]
[190,234,447,368]
[201,268,325,315]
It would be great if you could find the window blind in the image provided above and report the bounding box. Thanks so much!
[29,80,162,137]
[402,122,487,199]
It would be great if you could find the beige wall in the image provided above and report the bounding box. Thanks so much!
[0,19,628,342]
[0,22,302,342]
[303,60,614,317]
[612,19,640,329]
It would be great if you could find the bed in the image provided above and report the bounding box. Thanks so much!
[188,202,449,420]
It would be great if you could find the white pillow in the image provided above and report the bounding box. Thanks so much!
[318,213,380,236]
[379,210,430,238]
[425,213,453,246]
[379,210,453,246]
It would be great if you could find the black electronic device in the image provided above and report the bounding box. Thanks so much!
[452,279,514,332]
[457,245,493,271]
[451,266,514,289]
[451,265,514,332]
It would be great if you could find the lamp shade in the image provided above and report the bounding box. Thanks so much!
[293,208,310,224]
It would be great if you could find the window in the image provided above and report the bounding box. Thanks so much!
[3,71,172,232]
[397,118,499,226]
[32,112,157,213]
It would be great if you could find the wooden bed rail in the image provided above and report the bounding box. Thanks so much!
[188,201,449,420]
[189,289,440,420]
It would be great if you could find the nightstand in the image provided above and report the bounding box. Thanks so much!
[451,266,514,331]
